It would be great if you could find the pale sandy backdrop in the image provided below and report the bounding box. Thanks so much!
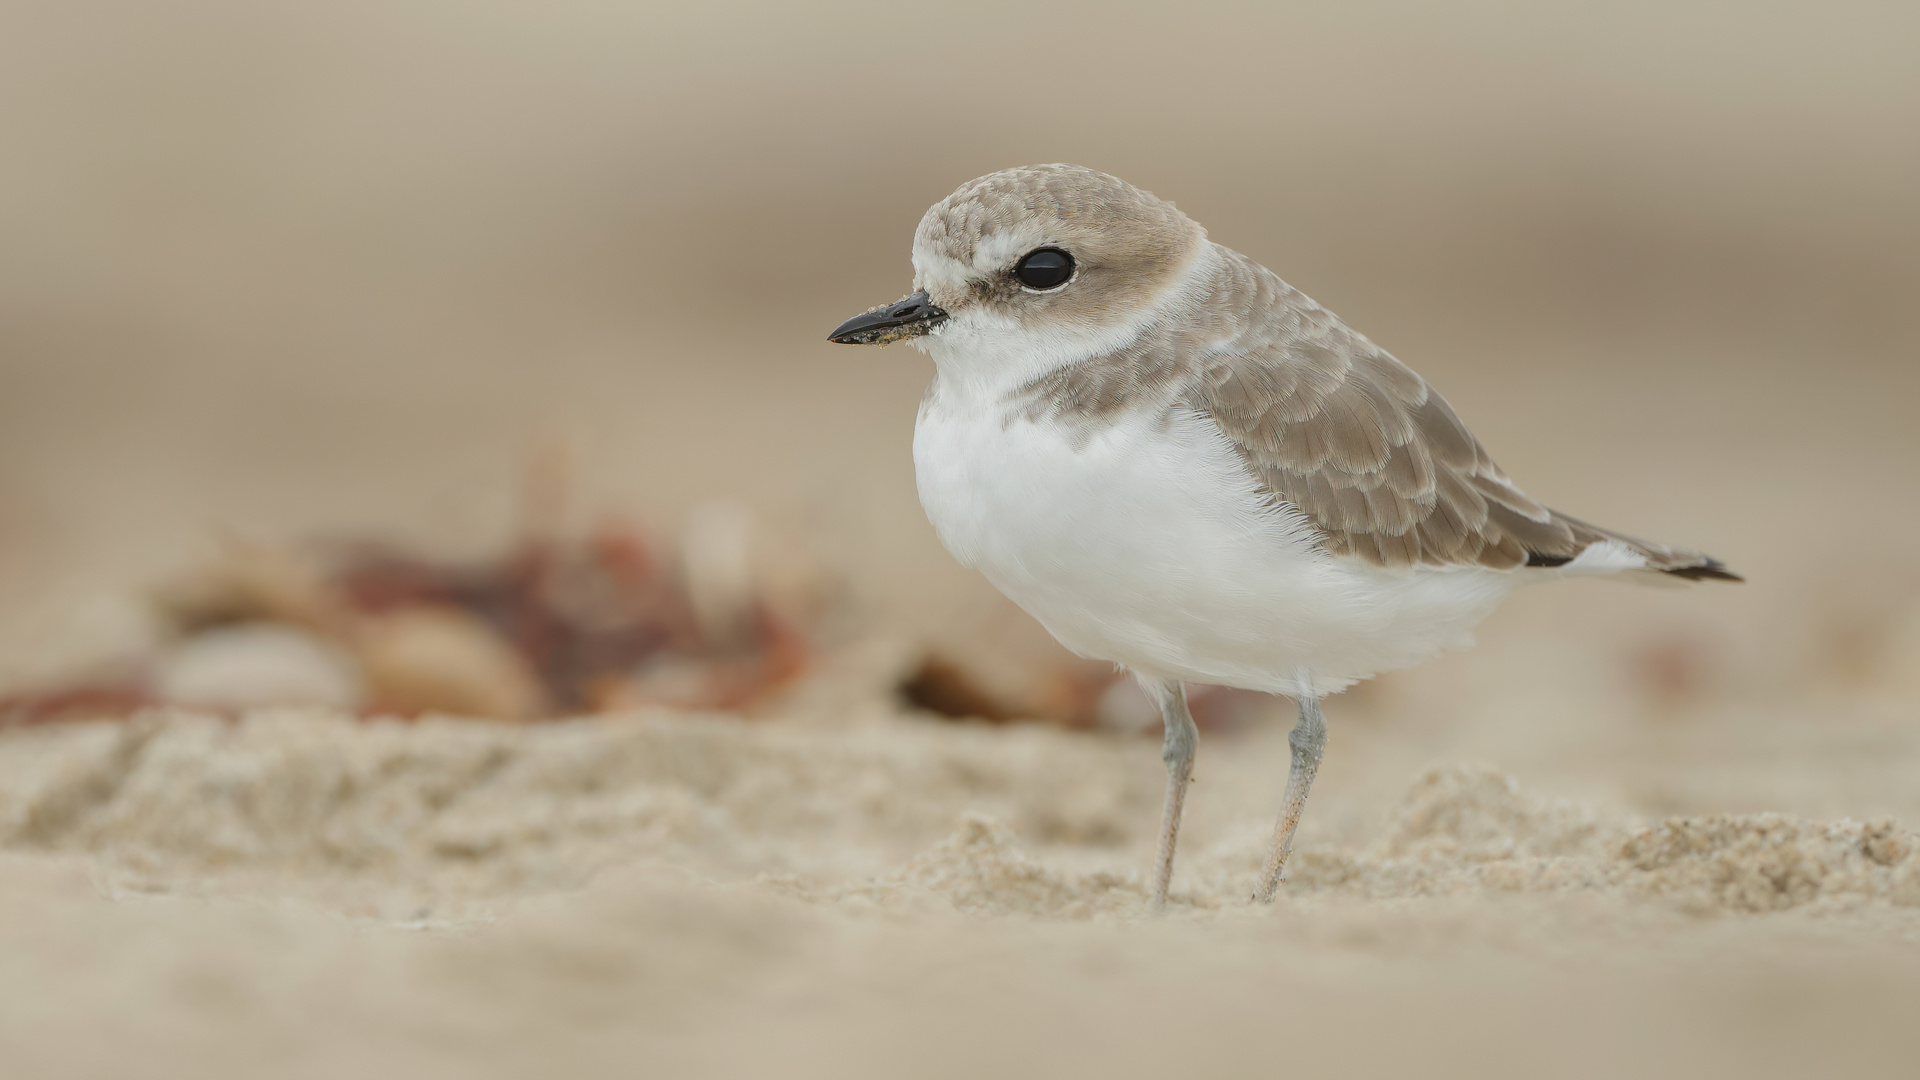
[2,3,1919,1077]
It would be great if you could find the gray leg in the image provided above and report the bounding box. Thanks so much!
[1140,676,1198,911]
[1254,695,1326,903]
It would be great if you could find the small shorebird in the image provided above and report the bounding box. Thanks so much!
[829,164,1738,908]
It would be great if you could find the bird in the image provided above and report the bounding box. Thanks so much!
[828,164,1739,909]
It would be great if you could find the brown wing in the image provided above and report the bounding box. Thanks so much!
[1188,254,1737,579]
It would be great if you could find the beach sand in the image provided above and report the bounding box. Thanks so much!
[4,634,1919,1078]
[5,4,1919,1074]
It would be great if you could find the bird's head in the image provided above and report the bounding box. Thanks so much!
[829,165,1208,374]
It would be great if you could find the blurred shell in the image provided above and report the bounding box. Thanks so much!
[155,624,363,712]
[357,607,544,721]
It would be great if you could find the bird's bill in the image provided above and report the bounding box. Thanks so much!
[827,291,948,345]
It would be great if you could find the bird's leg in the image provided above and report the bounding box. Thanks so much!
[1254,694,1326,903]
[1142,676,1198,911]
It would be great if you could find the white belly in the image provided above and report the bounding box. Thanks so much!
[912,395,1518,696]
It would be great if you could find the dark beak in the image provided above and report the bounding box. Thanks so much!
[828,291,948,345]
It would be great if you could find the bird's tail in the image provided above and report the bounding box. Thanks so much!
[1529,511,1742,583]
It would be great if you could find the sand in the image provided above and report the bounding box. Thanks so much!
[4,638,1920,1079]
[4,7,1918,1073]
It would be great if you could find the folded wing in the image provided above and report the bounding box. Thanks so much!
[1188,252,1737,580]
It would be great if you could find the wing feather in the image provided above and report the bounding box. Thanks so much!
[1182,250,1735,577]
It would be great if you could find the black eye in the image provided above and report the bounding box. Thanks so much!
[1013,248,1074,290]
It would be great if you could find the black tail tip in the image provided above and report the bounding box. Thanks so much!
[1665,559,1743,583]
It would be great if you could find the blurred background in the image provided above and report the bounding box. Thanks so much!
[1,1,1916,772]
[6,10,1920,1073]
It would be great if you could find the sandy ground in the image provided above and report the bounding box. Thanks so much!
[4,636,1920,1078]
[5,4,1920,1075]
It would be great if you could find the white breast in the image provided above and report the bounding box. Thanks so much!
[912,385,1520,697]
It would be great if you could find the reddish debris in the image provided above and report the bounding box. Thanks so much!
[1,459,816,727]
[896,651,1271,733]
[0,673,157,729]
